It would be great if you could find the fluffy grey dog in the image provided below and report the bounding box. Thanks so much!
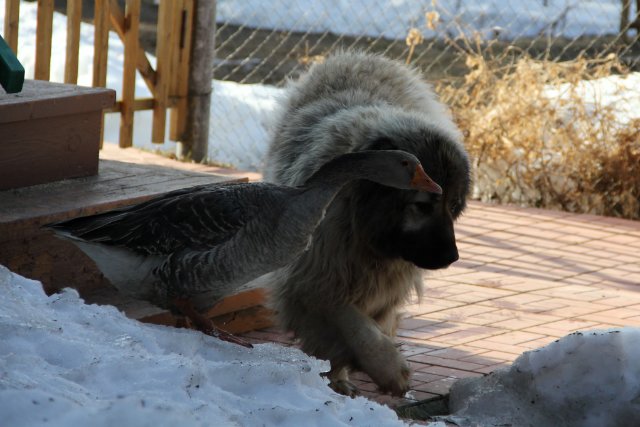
[263,51,471,396]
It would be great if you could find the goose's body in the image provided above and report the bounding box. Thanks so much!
[47,150,442,345]
[55,183,318,311]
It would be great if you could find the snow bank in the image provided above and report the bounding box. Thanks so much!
[443,329,640,427]
[545,72,640,127]
[0,265,409,427]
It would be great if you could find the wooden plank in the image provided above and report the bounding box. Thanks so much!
[0,110,101,190]
[118,0,141,148]
[35,0,54,81]
[64,0,82,84]
[152,0,174,143]
[0,81,114,191]
[93,0,110,88]
[107,97,159,113]
[143,305,274,335]
[4,0,20,54]
[170,0,194,141]
[85,285,273,335]
[0,171,224,232]
[0,229,114,296]
[0,149,245,230]
[0,80,115,123]
[206,288,269,317]
[211,305,274,335]
[94,0,110,148]
[109,0,156,96]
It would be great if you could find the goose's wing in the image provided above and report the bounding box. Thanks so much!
[47,182,294,254]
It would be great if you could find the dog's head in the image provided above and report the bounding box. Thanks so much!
[348,115,471,270]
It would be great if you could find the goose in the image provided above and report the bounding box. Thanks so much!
[46,150,442,347]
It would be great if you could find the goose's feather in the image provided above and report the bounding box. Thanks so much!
[50,182,297,255]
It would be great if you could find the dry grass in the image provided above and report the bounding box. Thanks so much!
[434,43,640,220]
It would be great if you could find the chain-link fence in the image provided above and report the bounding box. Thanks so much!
[209,0,640,219]
[214,1,639,85]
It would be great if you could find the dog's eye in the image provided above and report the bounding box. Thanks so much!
[450,200,461,215]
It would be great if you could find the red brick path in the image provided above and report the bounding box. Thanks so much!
[243,201,640,407]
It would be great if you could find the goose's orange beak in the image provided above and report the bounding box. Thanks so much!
[411,165,442,194]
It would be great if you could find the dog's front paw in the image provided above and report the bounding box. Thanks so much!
[329,379,360,397]
[362,338,411,396]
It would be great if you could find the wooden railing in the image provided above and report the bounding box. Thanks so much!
[2,0,194,149]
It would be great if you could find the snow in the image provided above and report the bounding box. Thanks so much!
[545,72,640,127]
[207,81,283,171]
[216,0,633,41]
[4,263,640,427]
[0,265,411,427]
[442,329,640,427]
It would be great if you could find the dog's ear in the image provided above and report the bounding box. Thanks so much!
[368,137,398,151]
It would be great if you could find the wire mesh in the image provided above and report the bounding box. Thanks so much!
[210,0,640,174]
[213,1,640,85]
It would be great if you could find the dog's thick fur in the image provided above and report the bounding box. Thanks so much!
[263,51,471,396]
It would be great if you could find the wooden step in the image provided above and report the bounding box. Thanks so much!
[0,80,115,190]
[0,147,273,334]
[87,285,274,334]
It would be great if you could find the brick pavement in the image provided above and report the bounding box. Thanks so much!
[242,201,640,408]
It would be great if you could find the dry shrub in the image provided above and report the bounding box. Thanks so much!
[436,47,640,219]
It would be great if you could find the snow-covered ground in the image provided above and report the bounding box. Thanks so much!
[0,265,412,427]
[3,264,640,427]
[544,72,640,127]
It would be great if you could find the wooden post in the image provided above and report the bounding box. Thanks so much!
[64,0,82,84]
[119,0,141,148]
[178,0,215,162]
[93,0,111,89]
[170,0,195,142]
[152,0,175,143]
[4,0,20,54]
[109,0,156,96]
[35,0,54,81]
[94,0,110,148]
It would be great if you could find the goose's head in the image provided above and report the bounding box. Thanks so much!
[351,150,442,194]
[305,150,443,194]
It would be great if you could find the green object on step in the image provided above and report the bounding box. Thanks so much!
[0,34,25,93]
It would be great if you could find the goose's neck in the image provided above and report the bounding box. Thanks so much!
[303,153,376,190]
